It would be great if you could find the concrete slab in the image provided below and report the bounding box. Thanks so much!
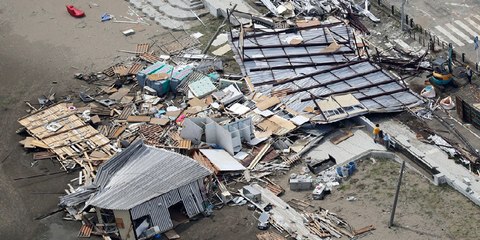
[380,119,480,205]
[147,0,209,21]
[203,0,259,18]
[307,129,385,166]
[168,0,204,10]
[127,0,196,29]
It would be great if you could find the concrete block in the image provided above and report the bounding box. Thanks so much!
[243,185,261,202]
[289,176,313,191]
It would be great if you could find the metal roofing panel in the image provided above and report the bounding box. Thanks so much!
[229,23,422,124]
[200,149,247,171]
[87,141,211,210]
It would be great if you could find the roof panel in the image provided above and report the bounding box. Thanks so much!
[229,23,422,124]
[87,141,211,210]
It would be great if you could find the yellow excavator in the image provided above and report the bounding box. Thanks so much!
[430,44,454,85]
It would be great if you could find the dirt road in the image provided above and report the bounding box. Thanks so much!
[0,1,162,239]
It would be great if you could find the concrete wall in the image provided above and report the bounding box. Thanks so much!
[343,149,433,184]
[354,116,480,206]
[113,209,136,240]
[353,116,439,181]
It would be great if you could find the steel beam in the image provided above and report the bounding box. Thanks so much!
[242,41,350,49]
[286,68,382,95]
[357,88,409,100]
[299,80,398,102]
[243,49,355,62]
[257,59,369,86]
[231,21,344,40]
[249,60,352,72]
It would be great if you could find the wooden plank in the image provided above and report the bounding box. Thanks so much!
[139,53,160,63]
[112,125,127,138]
[33,151,56,160]
[127,115,151,122]
[109,88,131,101]
[150,118,170,126]
[78,224,93,238]
[19,137,49,149]
[113,65,129,76]
[136,43,150,54]
[353,225,375,236]
[330,131,353,145]
[128,63,144,75]
[177,140,192,149]
[256,96,281,110]
[164,229,180,239]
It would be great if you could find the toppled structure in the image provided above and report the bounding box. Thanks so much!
[18,1,480,239]
[64,141,211,239]
[18,103,117,172]
[229,20,422,124]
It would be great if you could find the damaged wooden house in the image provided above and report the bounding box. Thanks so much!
[84,140,211,240]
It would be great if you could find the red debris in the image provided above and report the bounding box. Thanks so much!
[66,5,85,18]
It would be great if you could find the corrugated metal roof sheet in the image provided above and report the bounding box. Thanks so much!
[87,140,211,210]
[229,22,422,124]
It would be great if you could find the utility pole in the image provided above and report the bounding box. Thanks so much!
[389,160,406,228]
[401,0,408,31]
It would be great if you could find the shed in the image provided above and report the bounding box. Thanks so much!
[86,140,211,240]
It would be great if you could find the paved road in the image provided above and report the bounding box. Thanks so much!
[387,0,480,63]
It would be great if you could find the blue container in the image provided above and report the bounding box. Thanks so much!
[336,166,343,177]
[147,79,171,96]
[137,72,147,87]
[347,161,356,175]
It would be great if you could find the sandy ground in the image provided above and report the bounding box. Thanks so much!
[272,156,480,240]
[0,0,165,239]
[175,153,480,240]
[2,0,480,240]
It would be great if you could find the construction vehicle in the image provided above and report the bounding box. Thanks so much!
[430,44,454,85]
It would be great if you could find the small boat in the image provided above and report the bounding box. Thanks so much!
[66,5,85,18]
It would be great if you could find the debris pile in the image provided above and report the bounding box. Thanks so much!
[16,2,459,240]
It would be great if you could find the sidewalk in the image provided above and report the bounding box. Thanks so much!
[380,119,480,205]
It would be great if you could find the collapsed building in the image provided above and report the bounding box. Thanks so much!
[229,17,422,124]
[15,1,480,240]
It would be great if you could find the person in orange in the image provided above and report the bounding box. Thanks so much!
[373,124,381,143]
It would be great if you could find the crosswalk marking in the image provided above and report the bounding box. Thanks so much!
[435,25,465,46]
[454,20,479,38]
[445,23,473,43]
[471,15,480,23]
[465,18,480,34]
[436,35,448,45]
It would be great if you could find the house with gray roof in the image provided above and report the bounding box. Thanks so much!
[86,140,211,240]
